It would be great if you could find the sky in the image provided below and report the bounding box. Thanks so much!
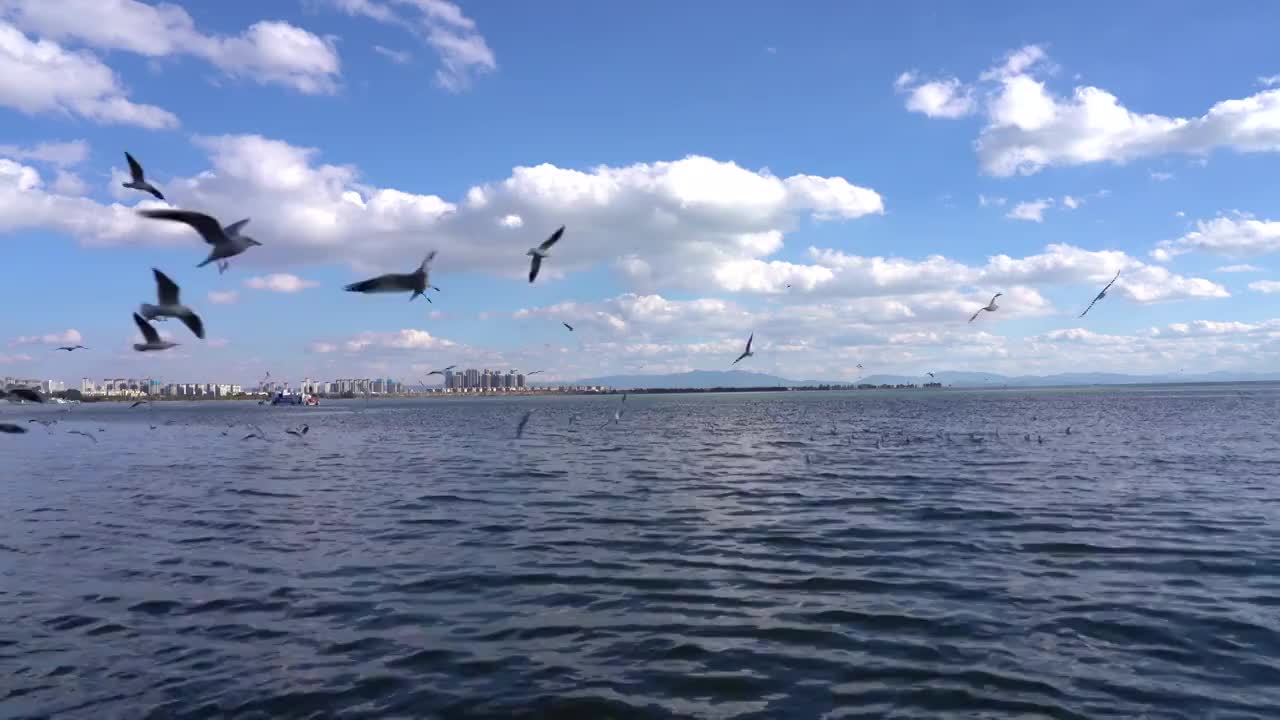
[2,0,1279,386]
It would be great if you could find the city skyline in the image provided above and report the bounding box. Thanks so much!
[1,3,1279,383]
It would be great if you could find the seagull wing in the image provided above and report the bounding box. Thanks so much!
[528,254,543,283]
[223,218,251,237]
[732,351,748,365]
[125,152,145,182]
[146,185,165,201]
[538,226,565,252]
[345,272,414,293]
[744,332,753,354]
[1079,296,1101,318]
[969,308,982,323]
[153,268,181,305]
[1102,269,1121,293]
[989,293,1001,305]
[420,250,437,269]
[139,209,226,245]
[133,312,161,344]
[178,310,205,340]
[563,322,573,331]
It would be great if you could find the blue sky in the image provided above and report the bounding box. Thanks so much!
[1,0,1278,386]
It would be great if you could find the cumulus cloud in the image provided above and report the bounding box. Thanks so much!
[901,44,1280,175]
[894,71,976,118]
[326,0,494,91]
[316,328,458,353]
[1007,198,1052,222]
[207,290,239,304]
[0,139,88,166]
[1217,264,1262,273]
[373,44,410,64]
[244,273,319,293]
[0,22,178,128]
[1153,215,1280,260]
[1,1,341,94]
[10,328,80,346]
[978,193,1006,207]
[1249,280,1280,294]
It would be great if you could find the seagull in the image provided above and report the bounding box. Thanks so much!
[515,410,533,438]
[67,429,97,443]
[856,363,864,370]
[132,312,179,352]
[56,345,88,352]
[129,400,150,409]
[137,209,261,269]
[242,424,269,441]
[732,332,754,365]
[344,251,439,302]
[0,423,28,434]
[1079,270,1122,318]
[527,370,545,375]
[2,387,43,403]
[601,393,628,428]
[122,152,164,200]
[426,365,456,376]
[285,424,309,437]
[139,268,205,339]
[969,292,1003,323]
[527,226,564,283]
[927,372,935,378]
[563,322,574,332]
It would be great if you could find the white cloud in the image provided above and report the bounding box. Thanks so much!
[1175,211,1185,218]
[1154,215,1280,260]
[308,341,337,353]
[1150,171,1174,181]
[1,1,341,94]
[1217,264,1262,273]
[244,273,319,293]
[904,44,1280,176]
[0,22,178,128]
[1061,195,1080,210]
[51,169,85,195]
[325,328,458,353]
[1149,319,1277,337]
[326,0,494,91]
[1249,280,1280,294]
[1259,75,1280,87]
[373,44,410,64]
[207,290,239,304]
[1007,198,1052,222]
[0,139,87,166]
[978,193,1006,207]
[10,328,80,346]
[894,71,976,118]
[498,213,523,228]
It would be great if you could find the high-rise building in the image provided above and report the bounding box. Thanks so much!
[516,373,525,388]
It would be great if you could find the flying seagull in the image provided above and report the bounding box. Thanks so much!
[927,372,935,378]
[137,209,261,270]
[527,226,565,283]
[969,293,1003,323]
[426,365,456,376]
[67,429,98,443]
[242,424,269,441]
[732,332,754,365]
[1080,270,1122,318]
[515,410,533,439]
[563,322,574,332]
[140,268,205,339]
[344,251,439,302]
[0,423,28,434]
[56,345,88,352]
[122,152,164,200]
[129,400,150,409]
[601,393,628,428]
[527,370,545,376]
[285,424,310,437]
[2,387,43,403]
[132,312,178,352]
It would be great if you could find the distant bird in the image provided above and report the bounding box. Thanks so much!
[56,345,88,352]
[426,365,456,376]
[67,429,97,443]
[527,370,545,376]
[132,312,178,352]
[0,423,28,434]
[515,410,533,438]
[137,209,261,269]
[563,322,574,332]
[242,424,268,441]
[856,363,864,370]
[140,268,205,339]
[344,251,439,302]
[2,387,43,403]
[129,400,150,409]
[927,372,935,378]
[1066,426,1072,435]
[601,393,628,428]
[285,424,309,437]
[732,332,755,365]
[969,292,1003,323]
[122,151,164,200]
[1080,270,1122,318]
[527,226,564,283]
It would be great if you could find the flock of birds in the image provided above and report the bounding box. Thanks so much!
[2,150,1129,438]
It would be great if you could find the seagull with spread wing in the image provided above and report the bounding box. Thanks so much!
[969,293,1003,323]
[1079,270,1121,318]
[122,152,164,200]
[137,209,260,271]
[527,226,564,283]
[344,251,440,302]
[132,313,178,352]
[56,344,88,352]
[732,332,755,365]
[139,268,205,339]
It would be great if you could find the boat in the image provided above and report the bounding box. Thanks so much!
[270,391,318,406]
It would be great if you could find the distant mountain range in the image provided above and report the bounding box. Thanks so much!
[563,368,1280,389]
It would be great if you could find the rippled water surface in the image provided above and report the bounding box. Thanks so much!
[3,386,1280,718]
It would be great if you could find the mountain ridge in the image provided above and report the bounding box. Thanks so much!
[562,368,1280,389]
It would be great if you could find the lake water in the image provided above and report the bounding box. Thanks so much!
[3,386,1279,718]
